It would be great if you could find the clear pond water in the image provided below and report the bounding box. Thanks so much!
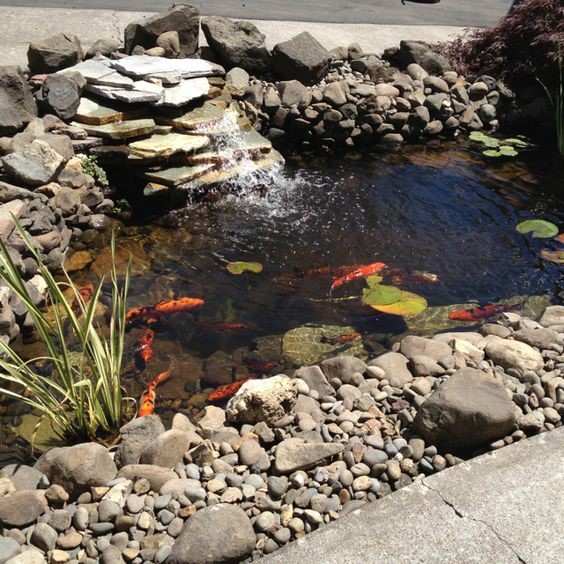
[80,140,562,410]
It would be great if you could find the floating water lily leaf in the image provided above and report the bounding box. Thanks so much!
[540,249,564,264]
[483,138,501,148]
[226,261,263,275]
[362,283,402,307]
[504,137,531,148]
[469,131,489,142]
[498,145,518,157]
[365,275,384,287]
[369,289,428,317]
[516,220,559,239]
[483,149,502,157]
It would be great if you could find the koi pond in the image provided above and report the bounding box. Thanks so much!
[3,140,563,453]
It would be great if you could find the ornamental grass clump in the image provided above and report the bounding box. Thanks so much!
[0,220,132,447]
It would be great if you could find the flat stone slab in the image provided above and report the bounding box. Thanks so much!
[74,97,147,125]
[160,100,229,131]
[110,55,214,79]
[155,77,210,107]
[60,59,134,88]
[143,163,215,186]
[73,118,156,141]
[128,133,210,160]
[264,428,564,563]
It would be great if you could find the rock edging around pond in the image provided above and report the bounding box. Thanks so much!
[0,305,562,563]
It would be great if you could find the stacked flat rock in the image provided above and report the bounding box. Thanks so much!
[0,306,560,562]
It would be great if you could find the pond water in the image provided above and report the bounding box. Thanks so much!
[9,141,564,433]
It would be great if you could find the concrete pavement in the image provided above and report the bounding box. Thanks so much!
[264,427,564,563]
[0,6,466,69]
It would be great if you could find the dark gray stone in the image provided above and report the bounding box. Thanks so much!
[0,464,42,490]
[201,16,270,74]
[39,73,82,120]
[30,522,58,552]
[27,33,83,74]
[272,32,331,85]
[0,490,45,526]
[115,414,166,468]
[0,66,37,136]
[169,504,255,563]
[124,4,199,58]
[385,40,451,75]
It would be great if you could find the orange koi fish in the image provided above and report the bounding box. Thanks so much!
[331,262,387,290]
[449,303,521,321]
[135,328,155,369]
[321,331,361,345]
[71,284,95,316]
[207,377,255,403]
[126,297,204,326]
[242,358,278,372]
[137,365,174,416]
[193,321,257,332]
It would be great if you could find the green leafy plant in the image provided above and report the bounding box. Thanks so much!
[469,131,533,157]
[0,219,132,447]
[79,154,109,189]
[516,219,559,238]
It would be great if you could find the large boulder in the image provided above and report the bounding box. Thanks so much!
[413,368,515,452]
[0,66,37,136]
[114,414,166,468]
[45,442,117,499]
[169,504,255,563]
[226,375,297,425]
[27,33,83,74]
[1,139,65,187]
[272,31,331,85]
[384,40,451,76]
[38,73,83,120]
[201,16,270,74]
[124,4,200,58]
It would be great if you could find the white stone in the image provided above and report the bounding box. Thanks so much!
[155,78,210,107]
[110,55,214,79]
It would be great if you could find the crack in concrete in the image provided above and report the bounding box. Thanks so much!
[421,479,527,564]
[110,10,122,41]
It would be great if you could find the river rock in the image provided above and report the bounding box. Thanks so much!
[400,335,452,361]
[388,40,451,75]
[2,139,64,187]
[514,327,558,351]
[484,337,544,373]
[124,4,200,58]
[369,352,413,387]
[539,306,564,328]
[117,465,176,491]
[274,441,344,473]
[87,38,120,58]
[30,522,58,552]
[272,32,331,85]
[226,375,297,425]
[28,33,83,74]
[294,365,334,397]
[201,16,270,74]
[413,368,515,451]
[139,429,194,468]
[0,66,37,136]
[0,490,45,526]
[46,442,117,498]
[320,356,366,384]
[168,504,255,563]
[409,355,445,377]
[0,464,42,491]
[0,537,20,563]
[115,415,166,467]
[39,73,82,120]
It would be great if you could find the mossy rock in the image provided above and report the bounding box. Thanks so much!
[282,324,366,366]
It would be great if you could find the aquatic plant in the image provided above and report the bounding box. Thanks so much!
[468,131,532,157]
[0,220,131,447]
[226,261,263,275]
[442,0,563,86]
[79,154,109,189]
[361,276,428,317]
[516,219,559,238]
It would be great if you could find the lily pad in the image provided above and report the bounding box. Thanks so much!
[369,289,428,317]
[365,275,383,286]
[362,283,402,306]
[516,220,559,239]
[504,137,531,148]
[469,131,489,142]
[226,261,263,275]
[540,249,564,264]
[498,145,518,157]
[483,149,502,157]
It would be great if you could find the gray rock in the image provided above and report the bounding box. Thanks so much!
[410,106,430,128]
[2,139,64,187]
[400,335,452,361]
[274,440,344,473]
[272,32,331,85]
[139,429,193,468]
[518,411,545,434]
[294,365,334,397]
[118,464,176,491]
[276,80,312,108]
[47,442,117,499]
[0,490,45,526]
[539,306,564,328]
[514,327,558,350]
[201,17,270,74]
[0,464,42,491]
[369,352,412,387]
[51,187,81,216]
[0,537,20,564]
[320,356,366,383]
[124,4,200,58]
[30,522,58,552]
[28,33,82,74]
[87,38,120,58]
[0,66,37,136]
[168,504,255,563]
[406,63,428,81]
[48,509,72,531]
[409,355,445,377]
[238,439,265,466]
[388,40,451,75]
[39,74,82,120]
[323,81,348,106]
[485,337,544,373]
[414,368,515,451]
[225,67,250,90]
[160,478,200,498]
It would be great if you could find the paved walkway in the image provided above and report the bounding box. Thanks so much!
[0,6,465,69]
[264,427,564,563]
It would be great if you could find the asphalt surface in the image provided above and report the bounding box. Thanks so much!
[0,0,512,27]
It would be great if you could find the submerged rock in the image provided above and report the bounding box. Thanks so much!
[413,367,515,451]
